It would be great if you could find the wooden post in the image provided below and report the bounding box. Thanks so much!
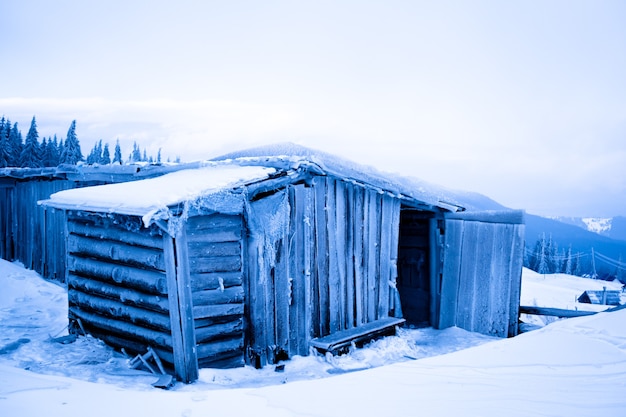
[163,226,198,383]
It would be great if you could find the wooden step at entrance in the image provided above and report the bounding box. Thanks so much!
[310,317,406,354]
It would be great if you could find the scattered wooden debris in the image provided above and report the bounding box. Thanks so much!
[125,346,174,389]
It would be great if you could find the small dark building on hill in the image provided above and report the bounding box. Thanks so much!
[41,145,525,383]
[578,289,621,306]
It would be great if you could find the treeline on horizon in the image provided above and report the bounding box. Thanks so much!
[524,232,625,282]
[0,116,170,168]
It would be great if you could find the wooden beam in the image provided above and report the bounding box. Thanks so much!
[519,306,598,318]
[163,229,199,383]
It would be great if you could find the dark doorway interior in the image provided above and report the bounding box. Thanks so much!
[397,209,432,327]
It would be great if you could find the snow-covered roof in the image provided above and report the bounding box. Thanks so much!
[42,143,510,228]
[43,164,277,226]
[213,142,505,212]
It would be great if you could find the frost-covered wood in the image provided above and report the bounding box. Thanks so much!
[245,179,402,366]
[186,213,246,370]
[164,229,198,383]
[439,215,525,337]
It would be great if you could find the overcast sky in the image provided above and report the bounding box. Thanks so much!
[2,1,625,217]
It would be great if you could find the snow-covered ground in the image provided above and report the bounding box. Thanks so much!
[1,259,625,416]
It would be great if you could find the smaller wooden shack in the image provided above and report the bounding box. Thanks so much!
[578,289,621,306]
[42,147,525,383]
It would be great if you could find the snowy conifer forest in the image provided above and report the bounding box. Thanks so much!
[0,116,165,168]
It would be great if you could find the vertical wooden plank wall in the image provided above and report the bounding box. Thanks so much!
[439,217,525,337]
[0,184,14,260]
[246,177,402,365]
[0,178,75,280]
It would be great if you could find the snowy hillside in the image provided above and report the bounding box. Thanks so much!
[550,215,626,242]
[1,260,626,416]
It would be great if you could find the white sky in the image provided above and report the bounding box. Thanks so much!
[2,1,625,217]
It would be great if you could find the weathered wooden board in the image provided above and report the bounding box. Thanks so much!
[192,287,244,306]
[313,177,329,337]
[189,272,242,292]
[439,219,463,329]
[193,303,244,322]
[310,317,406,353]
[195,318,243,344]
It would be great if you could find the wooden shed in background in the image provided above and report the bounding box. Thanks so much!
[41,146,525,383]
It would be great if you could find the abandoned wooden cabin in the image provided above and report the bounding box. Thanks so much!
[42,147,525,383]
[578,289,621,306]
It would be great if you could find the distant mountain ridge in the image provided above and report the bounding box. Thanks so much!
[550,216,626,242]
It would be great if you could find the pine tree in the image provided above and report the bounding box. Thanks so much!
[533,233,549,274]
[130,141,142,162]
[56,136,65,163]
[9,122,22,166]
[101,143,111,164]
[157,148,162,164]
[44,135,61,167]
[113,139,123,164]
[86,140,102,165]
[19,116,43,168]
[564,246,573,275]
[60,120,83,165]
[0,117,10,167]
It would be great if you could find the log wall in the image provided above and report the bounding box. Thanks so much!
[185,213,246,369]
[246,177,401,366]
[64,211,176,364]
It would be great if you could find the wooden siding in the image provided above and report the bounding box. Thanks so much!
[439,216,525,337]
[0,179,75,280]
[64,211,175,364]
[245,177,401,366]
[186,213,245,369]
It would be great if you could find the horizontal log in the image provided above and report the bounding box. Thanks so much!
[186,229,242,244]
[69,290,171,332]
[68,220,163,249]
[188,241,241,258]
[69,257,168,295]
[70,307,173,350]
[198,350,244,369]
[189,256,241,274]
[192,286,244,306]
[86,328,175,366]
[195,319,243,344]
[68,274,170,313]
[190,272,242,292]
[68,234,166,271]
[193,303,244,322]
[519,306,599,318]
[186,214,242,232]
[196,336,244,359]
[67,210,153,233]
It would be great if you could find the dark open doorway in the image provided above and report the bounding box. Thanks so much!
[396,209,433,327]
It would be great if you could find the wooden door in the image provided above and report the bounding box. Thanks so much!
[396,210,432,326]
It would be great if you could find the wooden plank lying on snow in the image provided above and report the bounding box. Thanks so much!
[519,306,598,318]
[310,317,406,354]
